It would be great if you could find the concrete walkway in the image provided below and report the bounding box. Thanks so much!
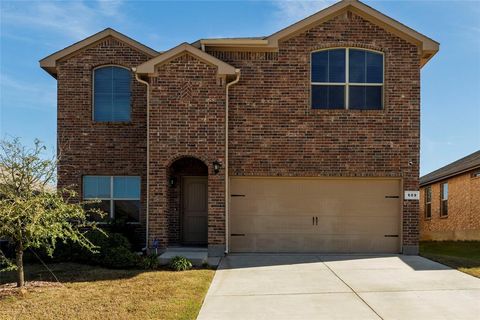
[197,254,480,320]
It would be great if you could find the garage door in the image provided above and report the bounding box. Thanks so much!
[229,177,401,253]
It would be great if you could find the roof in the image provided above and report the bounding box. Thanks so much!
[39,28,158,78]
[420,150,480,186]
[194,0,439,67]
[135,43,237,76]
[40,0,439,78]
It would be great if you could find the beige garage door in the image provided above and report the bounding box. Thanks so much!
[230,177,401,253]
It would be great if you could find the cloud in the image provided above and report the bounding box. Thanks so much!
[1,0,126,41]
[271,0,335,28]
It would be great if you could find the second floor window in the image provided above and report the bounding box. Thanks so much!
[440,182,448,217]
[93,66,132,122]
[311,48,383,110]
[425,186,432,219]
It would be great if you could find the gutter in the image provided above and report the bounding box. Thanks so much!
[132,68,151,251]
[224,69,241,255]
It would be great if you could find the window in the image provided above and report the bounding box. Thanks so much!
[93,66,132,122]
[425,186,432,219]
[83,176,140,222]
[440,182,448,217]
[311,48,383,110]
[471,170,480,178]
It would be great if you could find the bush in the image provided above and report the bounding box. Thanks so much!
[139,253,160,270]
[169,256,193,271]
[53,230,141,269]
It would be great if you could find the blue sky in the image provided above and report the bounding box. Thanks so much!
[0,0,479,176]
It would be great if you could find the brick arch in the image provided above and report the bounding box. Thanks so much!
[310,42,386,55]
[165,154,210,173]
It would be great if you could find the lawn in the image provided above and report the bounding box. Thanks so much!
[420,241,480,278]
[0,263,214,320]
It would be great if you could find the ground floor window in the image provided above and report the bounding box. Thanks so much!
[83,176,140,223]
[424,186,432,219]
[440,182,448,217]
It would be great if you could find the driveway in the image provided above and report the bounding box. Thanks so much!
[197,254,480,320]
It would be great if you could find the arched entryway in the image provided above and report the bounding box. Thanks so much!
[167,157,208,247]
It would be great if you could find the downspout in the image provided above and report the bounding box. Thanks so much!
[133,68,150,251]
[224,69,241,254]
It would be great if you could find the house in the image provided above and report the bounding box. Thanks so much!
[419,151,480,241]
[39,0,438,257]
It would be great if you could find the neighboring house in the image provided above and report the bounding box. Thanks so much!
[419,151,480,241]
[39,0,438,256]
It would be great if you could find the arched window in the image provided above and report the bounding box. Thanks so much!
[311,48,383,110]
[93,66,132,122]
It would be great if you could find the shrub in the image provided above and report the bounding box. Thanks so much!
[140,253,160,270]
[52,230,141,269]
[169,256,192,271]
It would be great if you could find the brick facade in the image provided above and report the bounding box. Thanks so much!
[55,10,424,254]
[56,36,152,247]
[211,11,420,252]
[148,54,227,255]
[420,171,480,240]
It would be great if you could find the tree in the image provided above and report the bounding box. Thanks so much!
[0,138,103,287]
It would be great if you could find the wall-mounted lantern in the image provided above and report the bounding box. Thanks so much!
[213,160,222,174]
[169,176,177,188]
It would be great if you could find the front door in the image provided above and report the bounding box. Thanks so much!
[182,176,208,245]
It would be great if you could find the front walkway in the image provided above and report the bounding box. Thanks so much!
[197,254,480,320]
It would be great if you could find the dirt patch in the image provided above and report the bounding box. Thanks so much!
[0,281,62,299]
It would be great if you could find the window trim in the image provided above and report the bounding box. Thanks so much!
[440,181,448,218]
[424,186,432,220]
[310,47,385,110]
[92,65,132,123]
[83,175,141,223]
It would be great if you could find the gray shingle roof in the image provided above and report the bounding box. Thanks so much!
[420,150,480,186]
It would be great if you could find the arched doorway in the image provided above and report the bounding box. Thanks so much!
[167,157,208,247]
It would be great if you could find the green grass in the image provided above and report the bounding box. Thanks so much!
[420,241,480,278]
[0,263,214,320]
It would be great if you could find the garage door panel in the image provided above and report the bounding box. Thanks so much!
[230,177,401,253]
[230,214,316,234]
[231,233,399,253]
[316,216,400,235]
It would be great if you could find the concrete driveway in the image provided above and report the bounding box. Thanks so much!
[197,254,480,320]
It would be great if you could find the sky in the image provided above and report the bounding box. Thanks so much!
[0,0,479,176]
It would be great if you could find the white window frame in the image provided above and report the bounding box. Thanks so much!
[83,175,141,223]
[92,65,132,123]
[310,47,384,110]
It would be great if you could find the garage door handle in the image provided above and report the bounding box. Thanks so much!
[385,195,399,199]
[231,194,245,197]
[231,233,245,236]
[384,234,399,237]
[315,217,318,225]
[312,217,315,225]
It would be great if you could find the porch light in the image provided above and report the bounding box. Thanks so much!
[169,176,177,188]
[213,160,221,174]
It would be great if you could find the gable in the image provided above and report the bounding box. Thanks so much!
[135,43,237,77]
[40,28,158,78]
[195,0,438,67]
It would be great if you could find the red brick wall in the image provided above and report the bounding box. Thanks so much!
[56,10,423,254]
[56,36,151,246]
[209,11,421,252]
[420,171,480,240]
[147,53,226,253]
